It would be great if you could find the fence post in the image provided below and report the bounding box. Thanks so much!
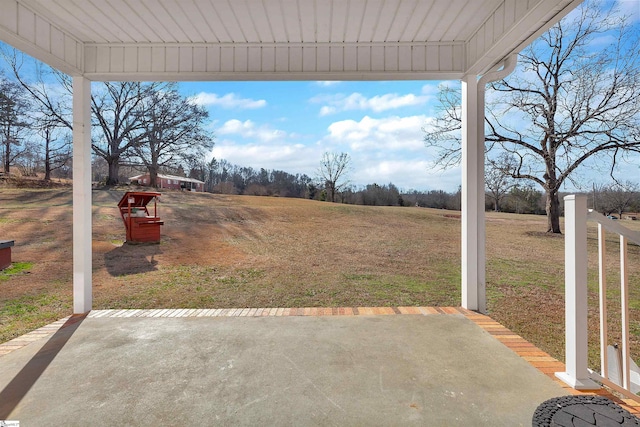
[555,195,600,390]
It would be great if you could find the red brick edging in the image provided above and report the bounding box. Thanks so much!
[464,310,640,416]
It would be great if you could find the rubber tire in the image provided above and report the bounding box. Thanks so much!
[532,395,640,426]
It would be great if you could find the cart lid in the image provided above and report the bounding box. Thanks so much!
[117,191,161,208]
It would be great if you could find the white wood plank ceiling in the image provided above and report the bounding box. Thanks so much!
[0,0,582,81]
[23,0,501,44]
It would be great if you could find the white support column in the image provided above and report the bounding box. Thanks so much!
[556,194,600,390]
[460,55,517,313]
[461,75,485,313]
[72,76,92,314]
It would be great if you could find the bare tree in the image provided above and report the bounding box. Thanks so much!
[39,121,71,181]
[318,152,351,203]
[1,48,73,130]
[3,48,153,185]
[92,82,175,185]
[485,154,516,212]
[0,75,30,173]
[4,48,194,185]
[425,1,640,233]
[15,140,40,176]
[131,87,213,187]
[423,84,463,168]
[185,155,208,183]
[503,184,545,214]
[598,181,639,218]
[2,48,72,180]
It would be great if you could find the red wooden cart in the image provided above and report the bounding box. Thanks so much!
[0,239,14,270]
[117,191,163,243]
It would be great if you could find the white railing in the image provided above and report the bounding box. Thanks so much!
[557,194,640,400]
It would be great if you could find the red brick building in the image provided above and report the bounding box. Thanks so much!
[129,174,205,192]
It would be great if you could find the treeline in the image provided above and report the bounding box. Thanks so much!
[103,155,640,218]
[183,160,546,213]
[409,184,640,216]
[404,186,545,213]
[184,159,439,208]
[189,159,315,198]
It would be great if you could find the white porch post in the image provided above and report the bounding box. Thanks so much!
[460,55,517,313]
[72,76,92,314]
[555,194,600,389]
[461,75,485,313]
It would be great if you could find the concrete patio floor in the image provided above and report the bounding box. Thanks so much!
[0,308,586,426]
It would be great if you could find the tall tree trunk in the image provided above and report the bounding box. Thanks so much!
[106,159,120,185]
[149,166,158,188]
[546,190,561,233]
[327,181,336,202]
[3,141,10,173]
[44,149,51,181]
[44,131,51,181]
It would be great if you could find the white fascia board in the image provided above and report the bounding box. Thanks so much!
[466,0,582,76]
[0,0,84,76]
[83,70,466,82]
[82,41,466,82]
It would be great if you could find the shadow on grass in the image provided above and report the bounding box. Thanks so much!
[0,314,86,419]
[105,243,162,276]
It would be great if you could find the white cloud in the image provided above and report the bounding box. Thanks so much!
[351,158,460,191]
[313,89,433,116]
[319,106,336,116]
[326,115,430,152]
[314,92,429,116]
[208,102,461,191]
[316,81,342,87]
[191,92,266,109]
[217,119,287,143]
[615,0,640,23]
[211,118,321,174]
[211,140,321,174]
[317,114,462,190]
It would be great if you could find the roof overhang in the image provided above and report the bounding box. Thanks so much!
[0,0,583,81]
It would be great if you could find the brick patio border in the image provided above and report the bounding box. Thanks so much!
[462,309,640,416]
[1,306,638,415]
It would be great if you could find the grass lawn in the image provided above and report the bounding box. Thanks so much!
[1,187,639,371]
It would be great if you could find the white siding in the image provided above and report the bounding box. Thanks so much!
[83,42,466,80]
[0,0,83,75]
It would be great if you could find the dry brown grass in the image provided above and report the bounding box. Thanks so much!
[1,187,639,370]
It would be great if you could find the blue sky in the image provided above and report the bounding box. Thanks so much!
[181,80,456,192]
[2,0,638,193]
[178,0,640,193]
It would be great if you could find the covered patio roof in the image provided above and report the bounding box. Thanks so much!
[2,0,580,81]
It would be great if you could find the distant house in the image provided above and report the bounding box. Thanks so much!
[129,174,205,192]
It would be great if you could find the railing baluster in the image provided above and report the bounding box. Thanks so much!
[621,235,630,390]
[581,206,640,400]
[599,224,608,379]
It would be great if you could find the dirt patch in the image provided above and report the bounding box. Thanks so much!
[0,175,71,189]
[524,230,564,239]
[443,214,461,219]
